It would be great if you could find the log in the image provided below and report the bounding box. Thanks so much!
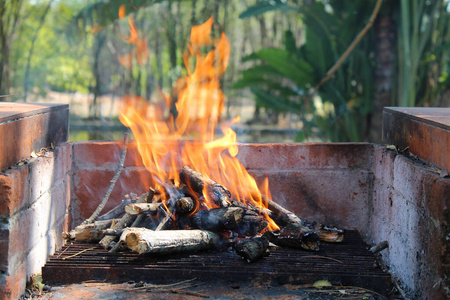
[120,228,221,255]
[263,224,320,251]
[175,197,196,214]
[180,166,230,207]
[192,207,245,231]
[235,236,270,263]
[125,202,162,215]
[236,213,268,237]
[259,194,344,243]
[62,219,118,243]
[99,193,149,250]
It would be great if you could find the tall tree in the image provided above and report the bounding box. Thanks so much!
[0,0,24,97]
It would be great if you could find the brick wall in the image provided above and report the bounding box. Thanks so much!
[370,145,450,299]
[0,145,71,300]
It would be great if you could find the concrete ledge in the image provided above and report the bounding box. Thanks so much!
[0,102,69,173]
[383,107,450,171]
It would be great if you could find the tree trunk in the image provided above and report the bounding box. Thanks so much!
[0,0,24,97]
[368,0,396,142]
[91,31,107,119]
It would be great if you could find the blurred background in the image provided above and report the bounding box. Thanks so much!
[0,0,449,143]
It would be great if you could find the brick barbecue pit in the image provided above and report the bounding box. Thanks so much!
[0,103,449,299]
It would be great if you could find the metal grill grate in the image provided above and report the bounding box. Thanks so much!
[42,230,391,295]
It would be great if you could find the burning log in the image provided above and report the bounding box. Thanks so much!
[237,213,268,237]
[119,228,221,255]
[180,166,230,207]
[261,194,344,243]
[99,193,149,250]
[175,197,196,214]
[263,224,320,251]
[235,236,270,263]
[62,219,118,243]
[192,207,245,231]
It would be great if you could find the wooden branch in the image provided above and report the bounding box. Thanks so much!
[180,166,230,207]
[98,192,148,250]
[96,196,134,221]
[125,202,162,215]
[235,236,269,263]
[120,228,221,255]
[62,219,118,243]
[83,133,129,224]
[310,0,383,95]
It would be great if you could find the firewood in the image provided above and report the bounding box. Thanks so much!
[313,224,344,243]
[260,194,344,243]
[235,236,270,263]
[237,213,268,237]
[119,228,221,255]
[179,166,230,207]
[175,197,196,214]
[62,219,118,243]
[263,224,320,251]
[192,207,245,231]
[125,202,162,215]
[99,193,149,250]
[96,196,134,221]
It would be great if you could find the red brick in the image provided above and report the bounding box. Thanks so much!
[237,143,373,171]
[71,168,153,225]
[0,165,28,216]
[73,141,145,169]
[0,261,27,300]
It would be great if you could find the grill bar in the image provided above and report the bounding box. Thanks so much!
[43,230,391,295]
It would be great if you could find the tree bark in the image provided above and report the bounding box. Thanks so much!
[368,0,396,142]
[120,228,221,255]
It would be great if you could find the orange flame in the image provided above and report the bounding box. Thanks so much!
[118,17,278,231]
[118,15,149,68]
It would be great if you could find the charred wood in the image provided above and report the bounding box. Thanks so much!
[235,236,269,263]
[175,197,196,214]
[192,207,244,232]
[120,228,221,255]
[261,194,344,243]
[237,213,268,237]
[180,166,230,207]
[263,224,320,251]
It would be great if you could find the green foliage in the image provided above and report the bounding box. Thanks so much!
[236,1,377,142]
[10,1,93,96]
[399,0,450,107]
[73,0,166,30]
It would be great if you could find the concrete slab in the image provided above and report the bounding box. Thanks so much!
[383,107,450,171]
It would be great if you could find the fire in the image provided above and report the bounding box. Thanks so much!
[118,14,149,68]
[118,17,278,231]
